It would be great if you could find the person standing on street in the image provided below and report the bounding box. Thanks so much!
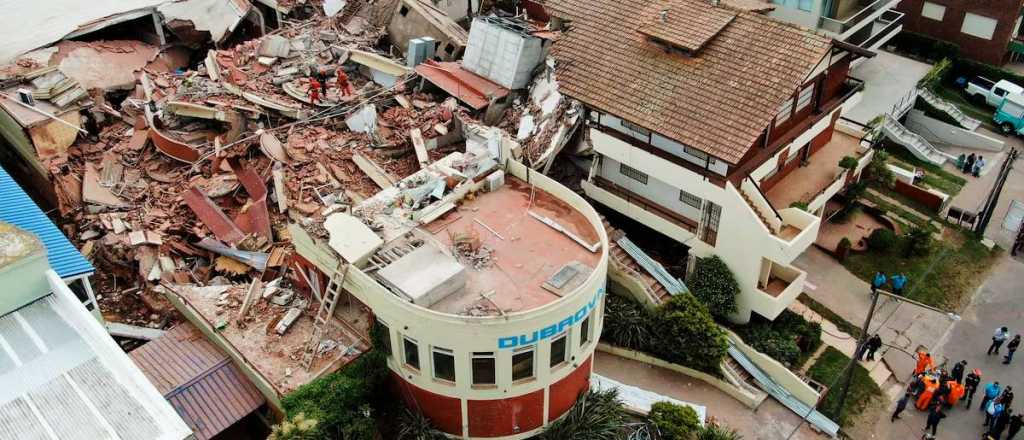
[862,334,883,361]
[1007,412,1023,439]
[893,392,912,422]
[925,405,947,437]
[892,273,908,296]
[1004,335,1021,365]
[966,369,983,409]
[991,408,1013,439]
[991,327,1011,355]
[872,272,887,294]
[1000,387,1015,409]
[983,382,1003,413]
[986,401,1005,428]
[953,360,968,383]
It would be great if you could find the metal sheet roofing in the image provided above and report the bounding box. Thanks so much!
[0,281,192,440]
[0,166,94,279]
[130,323,265,440]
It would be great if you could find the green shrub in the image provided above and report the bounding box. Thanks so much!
[863,150,895,189]
[269,413,320,440]
[836,237,852,262]
[602,293,728,375]
[905,227,933,257]
[281,342,387,438]
[789,201,809,211]
[686,256,740,319]
[867,228,896,251]
[694,423,745,440]
[918,58,952,89]
[601,294,652,351]
[540,389,627,440]
[648,401,701,439]
[838,156,858,170]
[730,310,822,368]
[656,294,729,374]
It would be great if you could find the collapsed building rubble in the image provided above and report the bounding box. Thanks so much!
[0,0,594,404]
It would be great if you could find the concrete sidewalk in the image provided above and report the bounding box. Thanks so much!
[865,255,1024,440]
[593,351,828,440]
[794,247,957,380]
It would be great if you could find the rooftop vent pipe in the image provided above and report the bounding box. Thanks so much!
[660,9,669,22]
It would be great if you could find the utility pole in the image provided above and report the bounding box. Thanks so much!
[833,288,879,423]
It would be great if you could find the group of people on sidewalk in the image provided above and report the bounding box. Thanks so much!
[957,153,987,178]
[888,326,1023,439]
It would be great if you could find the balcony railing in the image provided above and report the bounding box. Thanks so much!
[851,9,904,49]
[818,0,894,35]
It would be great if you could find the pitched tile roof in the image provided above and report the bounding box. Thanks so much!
[130,323,264,440]
[637,2,736,53]
[547,0,832,164]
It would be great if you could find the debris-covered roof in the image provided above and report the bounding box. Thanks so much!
[130,323,265,440]
[0,166,93,279]
[546,0,832,164]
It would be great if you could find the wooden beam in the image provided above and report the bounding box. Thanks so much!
[410,128,429,168]
[352,153,396,189]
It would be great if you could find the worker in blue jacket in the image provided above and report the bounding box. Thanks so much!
[981,381,1002,414]
[871,272,887,293]
[891,273,908,296]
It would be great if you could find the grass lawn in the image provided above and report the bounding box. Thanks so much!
[883,146,967,197]
[806,346,883,429]
[932,84,996,131]
[842,229,999,309]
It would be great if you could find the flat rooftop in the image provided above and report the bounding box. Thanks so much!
[420,176,601,315]
[164,284,370,397]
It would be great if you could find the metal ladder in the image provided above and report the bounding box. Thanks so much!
[302,260,350,370]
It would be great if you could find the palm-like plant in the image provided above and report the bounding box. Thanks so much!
[541,389,627,440]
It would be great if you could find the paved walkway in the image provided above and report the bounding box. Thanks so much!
[793,247,956,380]
[865,255,1024,440]
[846,51,932,125]
[592,351,827,440]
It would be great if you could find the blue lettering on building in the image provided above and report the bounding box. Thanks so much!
[497,288,604,349]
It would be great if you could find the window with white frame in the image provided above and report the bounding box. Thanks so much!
[619,163,649,185]
[432,346,455,382]
[776,98,794,124]
[796,84,815,112]
[512,346,535,381]
[921,2,945,21]
[679,190,703,209]
[471,352,496,386]
[550,333,569,368]
[961,13,997,40]
[403,337,420,370]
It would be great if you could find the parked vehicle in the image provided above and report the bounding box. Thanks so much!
[994,92,1024,135]
[965,77,1024,107]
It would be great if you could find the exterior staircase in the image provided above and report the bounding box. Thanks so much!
[878,114,956,166]
[739,190,775,233]
[918,87,982,131]
[601,218,673,305]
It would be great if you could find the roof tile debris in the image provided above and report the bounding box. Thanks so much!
[546,0,833,164]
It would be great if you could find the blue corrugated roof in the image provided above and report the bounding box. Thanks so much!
[0,166,93,279]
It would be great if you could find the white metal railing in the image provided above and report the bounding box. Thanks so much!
[818,0,894,35]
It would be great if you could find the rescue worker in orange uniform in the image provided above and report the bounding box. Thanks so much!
[915,351,934,375]
[947,380,966,406]
[307,78,322,104]
[918,375,939,410]
[335,68,353,97]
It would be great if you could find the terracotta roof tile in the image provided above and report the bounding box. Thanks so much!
[547,0,832,164]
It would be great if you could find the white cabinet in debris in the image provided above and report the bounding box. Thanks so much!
[462,16,544,90]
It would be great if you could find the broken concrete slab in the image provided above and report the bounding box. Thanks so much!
[82,162,129,209]
[275,307,302,335]
[324,212,383,266]
[258,35,291,58]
